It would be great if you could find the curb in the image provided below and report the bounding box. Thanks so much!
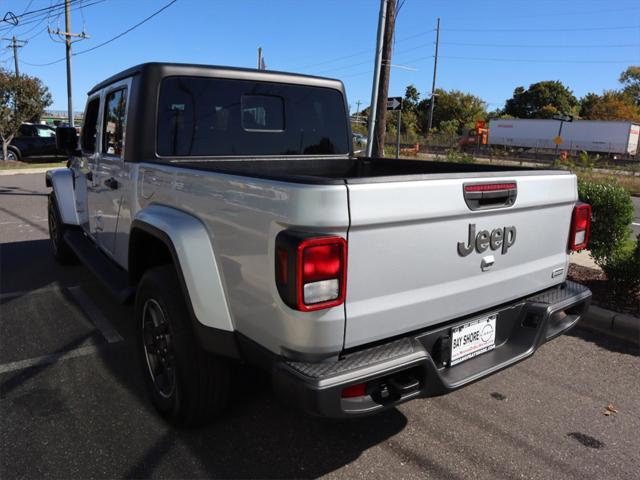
[578,305,639,344]
[0,166,64,176]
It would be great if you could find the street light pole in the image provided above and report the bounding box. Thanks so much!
[396,108,401,158]
[366,0,388,157]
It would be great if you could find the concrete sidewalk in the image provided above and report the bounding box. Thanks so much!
[570,250,600,270]
[0,166,64,176]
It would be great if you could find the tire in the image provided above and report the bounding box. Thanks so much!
[47,193,77,264]
[135,265,230,426]
[6,147,20,161]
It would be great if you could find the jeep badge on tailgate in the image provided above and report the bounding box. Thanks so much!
[457,224,516,257]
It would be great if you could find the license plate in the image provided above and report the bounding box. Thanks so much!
[450,314,497,366]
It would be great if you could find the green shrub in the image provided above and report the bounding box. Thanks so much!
[445,149,474,164]
[577,180,634,263]
[578,180,638,307]
[601,235,640,299]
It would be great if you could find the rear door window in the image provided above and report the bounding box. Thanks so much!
[82,97,100,153]
[18,125,35,137]
[102,88,127,157]
[35,126,56,138]
[156,77,349,157]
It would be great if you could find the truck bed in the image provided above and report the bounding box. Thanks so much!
[170,157,558,185]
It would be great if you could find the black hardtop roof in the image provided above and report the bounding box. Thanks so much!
[87,62,344,95]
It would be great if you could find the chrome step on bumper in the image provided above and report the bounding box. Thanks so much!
[273,281,591,418]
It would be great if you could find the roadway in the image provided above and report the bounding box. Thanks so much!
[1,173,638,479]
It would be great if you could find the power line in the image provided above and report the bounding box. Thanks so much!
[73,0,177,55]
[21,0,178,66]
[0,0,101,32]
[444,6,640,22]
[438,55,639,64]
[286,21,640,76]
[442,25,640,33]
[9,0,78,21]
[288,30,435,72]
[440,41,640,49]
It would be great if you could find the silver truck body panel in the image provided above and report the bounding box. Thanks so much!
[47,169,80,225]
[344,174,576,347]
[135,163,350,357]
[84,78,134,263]
[133,204,234,332]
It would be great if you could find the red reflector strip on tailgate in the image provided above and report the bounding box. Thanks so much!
[464,183,517,192]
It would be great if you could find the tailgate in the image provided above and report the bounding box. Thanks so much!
[344,172,577,348]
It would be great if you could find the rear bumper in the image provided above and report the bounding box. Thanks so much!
[273,281,591,418]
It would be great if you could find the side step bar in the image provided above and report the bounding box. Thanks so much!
[63,229,135,303]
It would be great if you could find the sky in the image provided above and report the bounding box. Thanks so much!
[1,0,639,113]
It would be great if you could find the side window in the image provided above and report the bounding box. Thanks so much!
[35,126,56,138]
[18,125,34,137]
[81,97,100,152]
[102,88,127,157]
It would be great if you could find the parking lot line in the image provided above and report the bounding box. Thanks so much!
[0,345,101,375]
[65,286,124,344]
[0,286,65,301]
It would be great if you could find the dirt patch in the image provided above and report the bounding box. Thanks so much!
[568,264,640,316]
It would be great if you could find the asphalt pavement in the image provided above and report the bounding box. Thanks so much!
[1,173,639,480]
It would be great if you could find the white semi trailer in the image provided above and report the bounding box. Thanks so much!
[488,119,639,156]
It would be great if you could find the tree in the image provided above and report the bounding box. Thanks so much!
[619,66,640,106]
[0,70,52,161]
[503,81,578,119]
[417,88,487,135]
[579,90,640,122]
[403,84,420,113]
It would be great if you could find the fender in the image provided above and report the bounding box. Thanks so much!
[45,168,80,225]
[131,204,234,334]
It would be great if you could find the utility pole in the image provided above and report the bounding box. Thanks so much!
[355,100,362,117]
[366,0,388,157]
[371,0,397,158]
[396,108,401,158]
[1,36,27,77]
[426,17,440,136]
[49,0,89,126]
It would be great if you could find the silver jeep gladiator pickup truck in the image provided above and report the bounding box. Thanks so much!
[46,62,592,425]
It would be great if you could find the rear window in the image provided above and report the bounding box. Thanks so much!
[156,77,349,157]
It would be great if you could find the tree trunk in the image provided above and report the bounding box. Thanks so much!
[2,140,8,162]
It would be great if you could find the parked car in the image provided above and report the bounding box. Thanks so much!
[8,123,60,161]
[352,132,367,147]
[46,62,592,426]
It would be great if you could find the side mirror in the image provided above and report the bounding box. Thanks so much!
[55,126,80,155]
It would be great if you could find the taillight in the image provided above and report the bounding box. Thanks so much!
[275,231,347,311]
[569,202,591,251]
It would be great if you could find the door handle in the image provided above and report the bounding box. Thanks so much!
[104,177,119,190]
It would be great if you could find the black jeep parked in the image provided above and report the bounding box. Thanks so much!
[7,123,61,162]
